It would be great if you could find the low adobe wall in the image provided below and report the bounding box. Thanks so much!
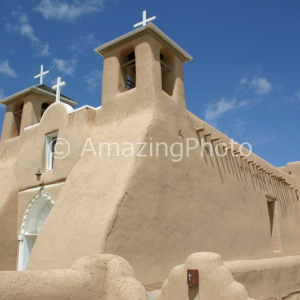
[225,255,300,300]
[155,252,254,300]
[0,254,148,300]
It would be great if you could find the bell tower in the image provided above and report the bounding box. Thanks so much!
[94,22,193,109]
[0,85,77,141]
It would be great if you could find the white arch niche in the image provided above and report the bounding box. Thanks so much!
[18,190,54,271]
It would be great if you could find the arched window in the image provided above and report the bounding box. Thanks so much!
[18,191,54,270]
[41,103,50,118]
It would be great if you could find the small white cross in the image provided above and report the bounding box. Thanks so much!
[34,65,49,84]
[134,10,156,28]
[188,273,192,281]
[52,77,66,102]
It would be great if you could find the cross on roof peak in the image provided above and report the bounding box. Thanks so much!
[34,65,49,85]
[133,10,156,28]
[52,77,66,102]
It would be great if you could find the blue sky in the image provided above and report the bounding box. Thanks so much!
[0,0,299,167]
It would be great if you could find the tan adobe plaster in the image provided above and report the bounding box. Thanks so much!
[0,23,299,295]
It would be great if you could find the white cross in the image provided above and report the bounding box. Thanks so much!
[52,77,66,102]
[188,273,192,281]
[34,65,49,84]
[134,10,156,28]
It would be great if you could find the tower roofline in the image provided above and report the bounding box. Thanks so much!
[0,84,78,107]
[94,23,193,63]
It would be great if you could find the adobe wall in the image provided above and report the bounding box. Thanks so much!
[0,31,299,293]
[26,35,170,271]
[0,254,148,300]
[225,255,300,299]
[104,87,300,287]
[0,101,97,270]
[26,105,155,270]
[0,137,20,270]
[22,39,300,289]
[155,252,253,300]
[280,161,300,190]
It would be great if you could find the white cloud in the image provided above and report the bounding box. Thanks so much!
[6,9,50,57]
[239,75,248,85]
[0,89,5,101]
[84,69,102,92]
[204,71,272,126]
[238,100,250,108]
[232,119,246,136]
[239,73,272,95]
[250,133,276,146]
[53,58,77,76]
[35,0,105,22]
[205,98,236,123]
[70,33,100,54]
[20,23,39,44]
[284,90,300,103]
[0,89,5,109]
[38,43,50,57]
[0,61,17,78]
[252,76,272,95]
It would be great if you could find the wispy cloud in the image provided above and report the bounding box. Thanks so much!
[290,90,300,102]
[53,58,77,76]
[35,0,105,22]
[0,60,17,78]
[250,133,276,146]
[252,77,272,95]
[70,33,100,54]
[282,90,300,105]
[5,8,50,57]
[232,119,247,136]
[204,70,272,126]
[84,69,102,92]
[0,89,5,101]
[239,73,272,95]
[205,98,236,123]
[37,43,50,57]
[0,89,5,109]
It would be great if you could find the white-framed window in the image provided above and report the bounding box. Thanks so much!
[46,132,58,170]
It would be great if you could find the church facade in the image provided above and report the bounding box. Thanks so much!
[0,22,300,299]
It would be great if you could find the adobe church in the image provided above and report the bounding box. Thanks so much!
[0,14,300,300]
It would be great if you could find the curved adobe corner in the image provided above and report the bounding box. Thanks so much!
[0,254,148,299]
[155,252,254,300]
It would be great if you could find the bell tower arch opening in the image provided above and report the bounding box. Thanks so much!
[121,50,136,91]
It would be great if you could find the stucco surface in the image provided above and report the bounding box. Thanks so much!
[0,24,299,298]
[284,294,300,300]
[225,255,300,300]
[0,254,148,299]
[0,136,22,270]
[155,252,254,300]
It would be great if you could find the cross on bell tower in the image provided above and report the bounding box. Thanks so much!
[34,65,49,85]
[133,10,156,28]
[52,77,66,102]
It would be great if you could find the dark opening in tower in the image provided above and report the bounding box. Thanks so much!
[41,103,50,118]
[13,103,24,137]
[160,53,172,96]
[122,51,136,91]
